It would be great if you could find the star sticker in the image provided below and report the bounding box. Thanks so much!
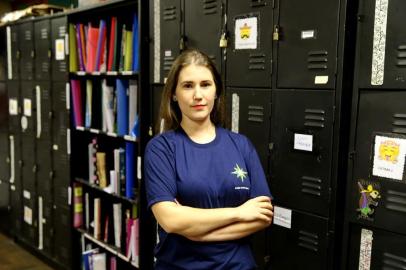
[231,164,248,182]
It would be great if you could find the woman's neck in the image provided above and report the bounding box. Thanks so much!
[180,119,216,144]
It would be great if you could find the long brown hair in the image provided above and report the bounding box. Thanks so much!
[157,49,225,133]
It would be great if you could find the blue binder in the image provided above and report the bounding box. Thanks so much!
[116,79,128,136]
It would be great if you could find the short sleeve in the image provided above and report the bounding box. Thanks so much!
[245,138,273,199]
[144,136,177,209]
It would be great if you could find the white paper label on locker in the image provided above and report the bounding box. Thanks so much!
[372,135,406,180]
[235,17,258,50]
[273,206,292,229]
[55,38,65,60]
[294,133,313,152]
[23,190,31,199]
[358,229,373,270]
[24,206,33,225]
[23,98,32,116]
[164,50,172,57]
[9,99,18,115]
[301,30,315,39]
[314,75,329,84]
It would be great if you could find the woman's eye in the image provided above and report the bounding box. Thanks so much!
[201,82,211,88]
[183,83,193,89]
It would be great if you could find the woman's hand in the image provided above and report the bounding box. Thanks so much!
[236,196,273,224]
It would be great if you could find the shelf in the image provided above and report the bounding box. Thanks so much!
[75,178,138,204]
[75,126,138,142]
[70,71,139,77]
[76,228,138,268]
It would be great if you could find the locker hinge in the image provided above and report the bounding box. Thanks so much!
[31,50,35,59]
[33,164,37,173]
[332,106,336,124]
[273,25,280,41]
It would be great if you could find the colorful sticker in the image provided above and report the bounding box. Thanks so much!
[356,180,381,221]
[372,135,406,180]
[235,17,258,50]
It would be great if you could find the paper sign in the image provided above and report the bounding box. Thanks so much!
[235,17,258,50]
[273,206,292,229]
[301,30,316,39]
[24,206,32,225]
[55,38,65,60]
[294,133,313,152]
[372,135,406,180]
[315,75,329,84]
[24,98,32,116]
[9,99,18,115]
[359,229,373,270]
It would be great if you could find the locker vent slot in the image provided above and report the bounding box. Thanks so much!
[163,56,175,71]
[203,0,218,15]
[249,54,266,70]
[42,62,50,73]
[304,109,325,128]
[247,105,264,123]
[58,26,66,37]
[251,0,267,7]
[386,190,406,213]
[298,230,319,252]
[25,30,32,41]
[392,114,406,134]
[397,45,406,66]
[163,6,177,21]
[40,28,48,39]
[308,51,328,70]
[383,252,406,269]
[301,176,322,196]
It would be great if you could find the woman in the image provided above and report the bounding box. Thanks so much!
[144,49,273,270]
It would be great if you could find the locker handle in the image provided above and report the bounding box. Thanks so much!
[36,85,42,138]
[9,136,15,184]
[38,196,43,250]
[273,25,280,41]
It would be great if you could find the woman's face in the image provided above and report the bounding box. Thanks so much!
[174,64,216,125]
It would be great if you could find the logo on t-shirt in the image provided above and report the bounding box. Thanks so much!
[231,164,248,182]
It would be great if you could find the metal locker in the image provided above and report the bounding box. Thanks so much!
[270,90,334,216]
[346,225,406,270]
[21,190,37,247]
[19,22,34,81]
[51,16,67,81]
[276,0,340,89]
[268,208,329,270]
[226,0,273,88]
[38,196,54,257]
[358,0,406,89]
[9,134,22,238]
[20,81,35,135]
[53,205,72,267]
[348,90,406,235]
[0,133,9,187]
[159,0,182,82]
[35,81,52,141]
[0,81,7,130]
[8,25,20,80]
[52,81,70,207]
[7,80,20,134]
[34,19,51,81]
[152,84,164,131]
[226,87,271,175]
[0,27,6,81]
[184,0,224,73]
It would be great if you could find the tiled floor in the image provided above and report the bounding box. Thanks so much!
[0,233,55,270]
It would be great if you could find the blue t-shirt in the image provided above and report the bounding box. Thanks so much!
[144,126,272,270]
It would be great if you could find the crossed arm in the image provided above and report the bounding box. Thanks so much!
[151,196,273,242]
